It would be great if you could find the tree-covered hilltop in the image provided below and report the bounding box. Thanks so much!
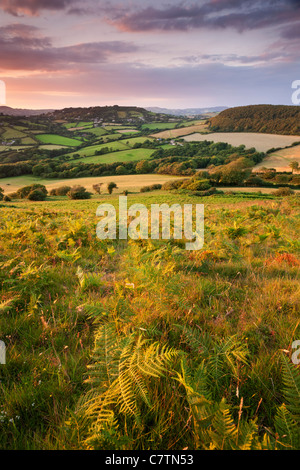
[208,105,300,136]
[47,105,172,123]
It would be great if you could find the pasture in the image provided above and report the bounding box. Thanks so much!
[151,122,209,139]
[73,147,154,164]
[62,136,155,159]
[253,144,300,171]
[0,173,184,195]
[142,122,178,130]
[183,132,300,152]
[36,134,83,147]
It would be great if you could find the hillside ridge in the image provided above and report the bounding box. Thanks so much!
[209,104,300,136]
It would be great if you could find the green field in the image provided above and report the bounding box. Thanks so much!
[82,127,109,136]
[36,134,83,146]
[2,127,28,139]
[141,122,178,130]
[63,136,155,158]
[73,147,154,164]
[0,191,299,450]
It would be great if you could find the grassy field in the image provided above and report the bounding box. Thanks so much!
[81,127,109,137]
[142,122,178,130]
[183,132,300,152]
[0,174,184,194]
[74,148,155,164]
[254,144,300,171]
[116,129,140,134]
[0,190,299,450]
[2,127,28,139]
[36,134,83,147]
[62,136,155,159]
[151,122,209,139]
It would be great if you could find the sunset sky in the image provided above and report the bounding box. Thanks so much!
[0,0,299,109]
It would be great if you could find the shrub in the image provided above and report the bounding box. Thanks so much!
[55,186,72,196]
[67,185,92,200]
[140,185,151,193]
[185,179,211,191]
[0,187,3,201]
[3,195,11,202]
[17,184,48,199]
[273,187,295,196]
[107,182,117,194]
[162,179,187,190]
[140,184,162,193]
[244,175,265,187]
[27,189,47,201]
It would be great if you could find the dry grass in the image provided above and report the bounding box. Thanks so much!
[1,174,184,195]
[183,132,300,152]
[220,186,299,194]
[150,122,209,139]
[253,144,300,172]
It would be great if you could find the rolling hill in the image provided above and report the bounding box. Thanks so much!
[47,105,172,123]
[208,104,300,135]
[0,106,53,116]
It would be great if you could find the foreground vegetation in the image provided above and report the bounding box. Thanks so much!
[0,191,299,450]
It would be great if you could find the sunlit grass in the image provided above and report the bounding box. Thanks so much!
[0,192,299,449]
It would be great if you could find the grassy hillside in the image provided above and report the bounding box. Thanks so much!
[0,191,299,450]
[209,105,300,136]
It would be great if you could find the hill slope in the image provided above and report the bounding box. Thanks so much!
[208,104,300,136]
[0,106,54,116]
[47,105,171,123]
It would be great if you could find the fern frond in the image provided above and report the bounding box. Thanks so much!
[209,399,238,450]
[237,420,260,450]
[85,324,120,388]
[275,404,300,450]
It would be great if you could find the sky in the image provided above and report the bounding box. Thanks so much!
[0,0,299,109]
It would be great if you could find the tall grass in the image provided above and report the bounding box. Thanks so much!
[0,193,299,449]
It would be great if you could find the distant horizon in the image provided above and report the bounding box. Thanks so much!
[0,102,297,112]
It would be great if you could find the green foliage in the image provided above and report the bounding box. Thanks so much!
[273,187,295,196]
[16,184,48,199]
[76,326,177,449]
[0,192,299,450]
[107,182,117,194]
[274,355,300,449]
[27,189,47,201]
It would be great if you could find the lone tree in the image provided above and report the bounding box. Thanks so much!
[107,182,117,194]
[92,183,103,194]
[289,161,299,173]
